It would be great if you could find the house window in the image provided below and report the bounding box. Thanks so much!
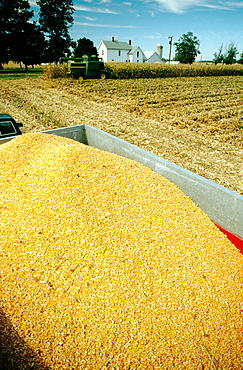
[118,50,121,56]
[102,50,104,55]
[137,51,139,57]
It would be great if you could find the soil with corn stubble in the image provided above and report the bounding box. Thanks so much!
[0,75,243,194]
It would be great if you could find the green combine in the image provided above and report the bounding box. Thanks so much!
[60,55,107,81]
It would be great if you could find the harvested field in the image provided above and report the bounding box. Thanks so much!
[0,75,243,194]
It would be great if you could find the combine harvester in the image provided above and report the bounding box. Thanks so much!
[59,54,108,81]
[0,122,242,254]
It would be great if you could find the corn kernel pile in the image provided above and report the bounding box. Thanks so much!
[0,133,243,370]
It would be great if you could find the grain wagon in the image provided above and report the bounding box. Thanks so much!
[0,124,242,253]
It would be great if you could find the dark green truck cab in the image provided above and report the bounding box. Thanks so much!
[0,114,23,138]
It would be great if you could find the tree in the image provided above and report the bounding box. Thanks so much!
[213,44,224,64]
[238,52,243,64]
[213,42,239,65]
[0,31,10,69]
[174,32,200,64]
[73,37,98,58]
[0,0,34,68]
[10,22,46,70]
[223,42,238,64]
[0,0,10,68]
[37,0,75,62]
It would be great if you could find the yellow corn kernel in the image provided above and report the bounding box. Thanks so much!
[0,132,242,370]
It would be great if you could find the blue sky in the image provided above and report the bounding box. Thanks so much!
[30,0,243,61]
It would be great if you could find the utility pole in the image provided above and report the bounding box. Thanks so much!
[168,36,173,63]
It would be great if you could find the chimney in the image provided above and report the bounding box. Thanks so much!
[112,36,115,42]
[128,40,132,45]
[156,43,163,59]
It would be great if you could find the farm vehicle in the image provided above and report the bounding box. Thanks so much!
[0,114,22,138]
[59,55,108,81]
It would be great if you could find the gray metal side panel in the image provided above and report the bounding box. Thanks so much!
[1,124,242,238]
[84,124,243,239]
[0,125,87,145]
[42,125,87,144]
[0,137,14,144]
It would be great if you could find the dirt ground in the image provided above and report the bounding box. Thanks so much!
[0,75,243,195]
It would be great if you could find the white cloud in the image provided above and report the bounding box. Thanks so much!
[145,0,205,14]
[74,21,136,28]
[143,0,243,14]
[197,0,243,10]
[224,1,243,7]
[29,0,39,7]
[74,5,120,14]
[82,16,97,21]
[98,0,112,3]
[144,32,165,40]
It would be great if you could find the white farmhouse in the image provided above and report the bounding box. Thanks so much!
[98,37,146,63]
[129,46,147,63]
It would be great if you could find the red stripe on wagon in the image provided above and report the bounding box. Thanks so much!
[215,224,243,255]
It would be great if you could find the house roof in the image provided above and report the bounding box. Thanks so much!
[101,40,132,50]
[128,46,141,55]
[129,46,147,61]
[144,51,157,59]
